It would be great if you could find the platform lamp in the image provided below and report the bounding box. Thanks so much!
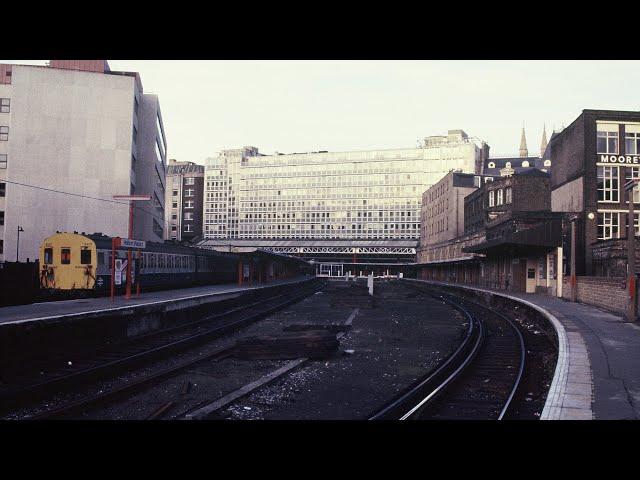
[112,194,152,300]
[16,226,24,262]
[624,178,639,322]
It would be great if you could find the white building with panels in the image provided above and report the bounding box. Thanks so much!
[201,131,486,260]
[0,61,167,262]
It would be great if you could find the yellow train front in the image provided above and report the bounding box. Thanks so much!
[39,232,239,296]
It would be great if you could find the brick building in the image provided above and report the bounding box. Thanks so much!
[549,109,640,275]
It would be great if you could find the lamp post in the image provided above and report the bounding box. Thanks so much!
[16,226,24,262]
[624,179,638,322]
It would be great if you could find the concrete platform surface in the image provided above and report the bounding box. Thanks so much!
[408,279,640,420]
[0,276,313,326]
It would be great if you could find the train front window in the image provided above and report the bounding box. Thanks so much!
[61,248,71,265]
[81,249,92,265]
[44,248,53,264]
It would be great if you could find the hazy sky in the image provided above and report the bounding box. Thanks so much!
[6,60,640,163]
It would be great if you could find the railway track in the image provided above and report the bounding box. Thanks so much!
[0,279,325,419]
[369,288,525,420]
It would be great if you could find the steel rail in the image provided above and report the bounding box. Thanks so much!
[2,280,325,418]
[368,293,481,420]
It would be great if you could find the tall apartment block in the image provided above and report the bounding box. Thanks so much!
[0,60,167,262]
[165,159,205,242]
[200,131,487,264]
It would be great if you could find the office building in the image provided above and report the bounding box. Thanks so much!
[165,159,205,242]
[200,130,488,270]
[0,60,167,261]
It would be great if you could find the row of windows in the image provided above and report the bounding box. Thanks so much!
[488,187,513,207]
[597,211,640,240]
[597,125,640,155]
[596,166,640,203]
[43,247,91,265]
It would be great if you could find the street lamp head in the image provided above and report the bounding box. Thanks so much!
[17,226,24,232]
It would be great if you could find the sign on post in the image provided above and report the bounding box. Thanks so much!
[121,238,146,249]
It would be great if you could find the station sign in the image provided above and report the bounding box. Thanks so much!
[121,238,146,249]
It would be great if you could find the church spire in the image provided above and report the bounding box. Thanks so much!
[519,124,528,158]
[540,124,548,158]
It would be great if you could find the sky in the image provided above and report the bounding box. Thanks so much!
[5,60,640,163]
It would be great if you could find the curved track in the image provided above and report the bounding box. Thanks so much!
[369,289,525,420]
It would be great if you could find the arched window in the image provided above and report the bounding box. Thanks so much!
[544,159,551,167]
[505,162,512,168]
[522,160,530,167]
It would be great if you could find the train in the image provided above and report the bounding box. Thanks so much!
[38,232,302,296]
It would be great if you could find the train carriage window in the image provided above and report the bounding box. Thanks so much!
[44,248,53,264]
[80,249,92,265]
[61,248,71,264]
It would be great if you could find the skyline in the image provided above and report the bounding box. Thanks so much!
[3,60,640,164]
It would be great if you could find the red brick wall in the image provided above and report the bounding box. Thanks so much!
[0,64,12,84]
[562,276,627,315]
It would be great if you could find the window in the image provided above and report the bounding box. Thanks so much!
[597,212,619,240]
[597,166,619,202]
[0,126,8,141]
[505,162,512,168]
[626,167,640,203]
[0,182,4,196]
[155,140,164,164]
[44,248,53,264]
[597,124,619,154]
[185,189,194,197]
[497,189,504,205]
[0,98,9,113]
[487,162,495,169]
[489,190,495,207]
[544,159,551,167]
[625,212,640,237]
[0,210,3,225]
[625,125,640,155]
[0,239,3,254]
[184,224,193,232]
[505,187,512,204]
[172,202,178,208]
[0,154,6,169]
[185,177,195,185]
[184,200,194,209]
[80,249,92,265]
[61,248,71,264]
[522,160,530,168]
[184,212,193,221]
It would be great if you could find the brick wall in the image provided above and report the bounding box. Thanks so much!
[562,275,627,315]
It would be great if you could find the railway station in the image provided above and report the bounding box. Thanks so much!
[0,58,639,422]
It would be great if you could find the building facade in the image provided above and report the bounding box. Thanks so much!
[165,159,205,242]
[549,109,640,275]
[0,60,167,262]
[417,171,489,264]
[200,131,488,266]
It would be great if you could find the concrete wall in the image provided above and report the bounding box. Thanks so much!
[562,275,627,315]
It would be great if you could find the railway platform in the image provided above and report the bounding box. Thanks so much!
[406,279,640,420]
[0,275,314,326]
